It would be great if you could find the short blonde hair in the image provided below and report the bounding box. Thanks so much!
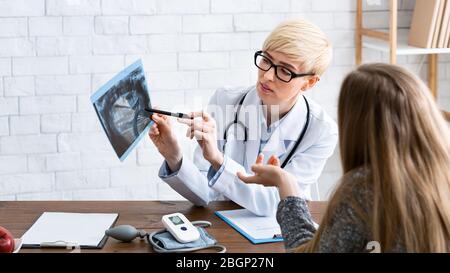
[262,19,332,76]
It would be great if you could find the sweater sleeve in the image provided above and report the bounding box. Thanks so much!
[277,195,369,252]
[276,197,317,250]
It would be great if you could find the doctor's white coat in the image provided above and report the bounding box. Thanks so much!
[158,85,338,216]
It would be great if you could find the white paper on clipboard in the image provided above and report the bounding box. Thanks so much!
[21,212,118,248]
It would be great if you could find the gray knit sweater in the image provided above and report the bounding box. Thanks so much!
[276,173,405,252]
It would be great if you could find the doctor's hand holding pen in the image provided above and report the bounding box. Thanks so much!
[148,111,183,172]
[177,111,224,171]
[237,154,301,200]
[148,107,224,172]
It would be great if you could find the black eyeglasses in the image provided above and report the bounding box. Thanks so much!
[254,51,315,83]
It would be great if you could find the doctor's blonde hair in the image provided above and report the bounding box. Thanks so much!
[297,63,450,252]
[262,19,332,76]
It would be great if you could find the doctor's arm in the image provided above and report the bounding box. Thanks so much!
[150,111,213,206]
[155,89,234,206]
[158,154,213,206]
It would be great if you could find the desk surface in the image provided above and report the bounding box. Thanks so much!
[0,201,327,253]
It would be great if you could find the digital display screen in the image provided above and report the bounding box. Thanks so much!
[169,216,184,225]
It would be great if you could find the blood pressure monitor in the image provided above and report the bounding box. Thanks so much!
[161,213,200,243]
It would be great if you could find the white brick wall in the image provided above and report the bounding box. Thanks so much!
[130,16,182,34]
[0,117,8,136]
[94,16,129,35]
[0,38,35,57]
[46,0,101,16]
[69,55,123,73]
[10,115,40,135]
[0,0,448,201]
[0,18,28,37]
[0,58,11,75]
[101,0,156,15]
[36,37,92,56]
[1,135,57,154]
[41,113,71,133]
[63,16,94,35]
[0,97,18,115]
[13,57,68,75]
[29,17,63,36]
[20,96,76,114]
[183,15,233,33]
[4,76,34,96]
[0,0,45,17]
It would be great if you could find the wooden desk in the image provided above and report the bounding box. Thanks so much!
[0,201,327,253]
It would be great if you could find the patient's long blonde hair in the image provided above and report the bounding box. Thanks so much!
[297,63,450,252]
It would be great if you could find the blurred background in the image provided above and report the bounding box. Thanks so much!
[0,0,448,201]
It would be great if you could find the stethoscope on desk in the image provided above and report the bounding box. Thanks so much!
[223,91,311,168]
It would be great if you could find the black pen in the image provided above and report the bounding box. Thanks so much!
[144,108,192,119]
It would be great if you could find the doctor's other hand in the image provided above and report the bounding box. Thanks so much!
[237,154,301,199]
[149,113,182,172]
[178,111,223,170]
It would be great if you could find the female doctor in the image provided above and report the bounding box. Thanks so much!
[149,19,338,216]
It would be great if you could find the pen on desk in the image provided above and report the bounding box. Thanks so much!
[40,240,79,248]
[144,108,192,119]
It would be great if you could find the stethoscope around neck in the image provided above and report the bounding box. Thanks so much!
[223,92,311,169]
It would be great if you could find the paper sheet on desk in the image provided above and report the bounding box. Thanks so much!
[217,209,282,239]
[21,212,118,248]
[215,209,320,244]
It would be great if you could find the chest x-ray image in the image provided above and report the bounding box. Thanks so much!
[91,60,152,161]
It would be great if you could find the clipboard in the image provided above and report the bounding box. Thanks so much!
[215,209,284,244]
[21,212,119,249]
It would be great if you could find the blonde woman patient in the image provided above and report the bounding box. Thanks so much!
[238,63,450,252]
[149,19,337,216]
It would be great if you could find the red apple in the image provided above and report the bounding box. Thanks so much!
[0,226,15,253]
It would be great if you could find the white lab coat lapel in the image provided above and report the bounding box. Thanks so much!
[263,94,308,164]
[257,103,286,163]
[233,89,262,170]
[223,137,245,167]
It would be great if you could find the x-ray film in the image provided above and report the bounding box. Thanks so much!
[91,59,152,161]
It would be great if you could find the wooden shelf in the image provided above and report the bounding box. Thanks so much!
[355,0,450,121]
[363,37,450,55]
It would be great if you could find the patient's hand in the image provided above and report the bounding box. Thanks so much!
[237,154,301,199]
